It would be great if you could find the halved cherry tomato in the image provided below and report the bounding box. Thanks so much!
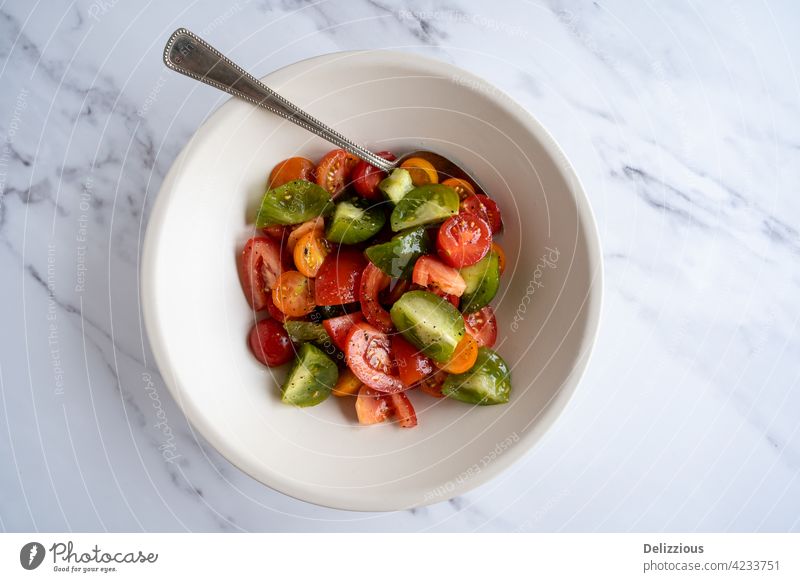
[345,322,407,393]
[332,368,362,397]
[412,255,467,296]
[360,262,393,332]
[418,370,448,398]
[464,306,498,348]
[265,294,288,322]
[383,277,411,305]
[287,217,324,254]
[240,237,284,311]
[460,194,503,233]
[323,312,364,351]
[268,157,315,189]
[437,333,479,374]
[355,386,392,424]
[441,178,475,199]
[293,229,330,277]
[314,248,366,306]
[316,149,351,197]
[400,157,438,186]
[272,270,316,317]
[392,335,434,386]
[344,152,360,178]
[388,392,417,428]
[352,151,396,199]
[436,213,492,268]
[492,242,506,275]
[248,319,294,367]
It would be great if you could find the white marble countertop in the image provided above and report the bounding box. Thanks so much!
[1,0,798,532]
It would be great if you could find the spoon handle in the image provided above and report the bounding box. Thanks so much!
[163,28,394,172]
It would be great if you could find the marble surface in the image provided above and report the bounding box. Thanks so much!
[1,0,799,532]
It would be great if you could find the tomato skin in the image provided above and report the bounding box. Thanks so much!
[248,319,294,367]
[418,369,448,398]
[241,237,284,311]
[271,270,316,317]
[436,213,492,268]
[464,306,498,348]
[315,248,367,306]
[316,149,351,197]
[345,322,407,394]
[352,151,396,199]
[323,312,364,351]
[427,286,460,308]
[360,262,393,332]
[412,255,467,297]
[437,333,479,374]
[355,386,392,424]
[388,392,418,428]
[392,335,434,386]
[460,194,502,234]
[268,157,315,189]
[492,242,506,275]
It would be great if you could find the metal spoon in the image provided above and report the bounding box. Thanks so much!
[162,28,482,190]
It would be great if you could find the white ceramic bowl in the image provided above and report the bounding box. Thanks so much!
[142,51,602,511]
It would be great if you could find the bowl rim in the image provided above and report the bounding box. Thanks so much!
[141,49,604,512]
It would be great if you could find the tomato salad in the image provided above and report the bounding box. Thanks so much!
[240,150,510,428]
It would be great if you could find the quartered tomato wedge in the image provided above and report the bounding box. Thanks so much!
[464,306,498,348]
[248,319,293,367]
[441,178,476,199]
[360,261,393,332]
[240,236,284,311]
[437,213,492,268]
[272,270,316,317]
[392,335,434,386]
[293,229,330,277]
[323,312,364,351]
[352,151,396,199]
[418,369,448,398]
[268,157,315,189]
[388,392,417,428]
[332,368,362,397]
[345,322,407,394]
[437,333,479,374]
[355,386,392,424]
[412,255,467,297]
[314,248,366,306]
[316,149,355,197]
[460,194,503,234]
[400,157,438,186]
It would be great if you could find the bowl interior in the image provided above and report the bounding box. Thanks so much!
[143,51,601,510]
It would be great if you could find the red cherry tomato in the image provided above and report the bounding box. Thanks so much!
[360,262,393,332]
[460,194,503,234]
[315,149,351,197]
[351,151,396,199]
[412,255,467,297]
[436,213,492,268]
[355,386,392,425]
[240,237,284,311]
[388,392,417,428]
[248,319,293,367]
[464,306,498,348]
[265,294,288,322]
[418,369,448,398]
[268,157,315,189]
[392,335,434,386]
[322,312,364,351]
[314,248,367,306]
[345,322,407,394]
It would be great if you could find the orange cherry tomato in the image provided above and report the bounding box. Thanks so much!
[437,333,479,374]
[441,178,475,199]
[293,229,330,277]
[271,270,316,317]
[492,242,506,275]
[286,217,324,255]
[332,368,362,397]
[268,157,315,189]
[400,157,438,186]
